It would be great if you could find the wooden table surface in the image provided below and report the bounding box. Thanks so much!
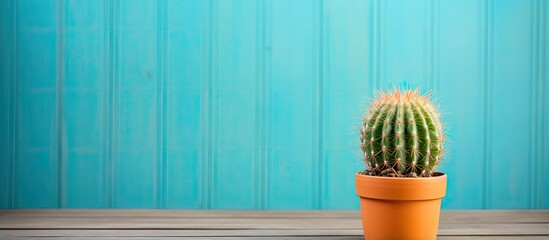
[0,210,548,239]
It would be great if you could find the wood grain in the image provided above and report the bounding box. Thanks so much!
[0,210,548,238]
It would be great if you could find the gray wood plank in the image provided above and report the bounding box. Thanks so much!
[0,210,548,238]
[1,211,548,229]
[439,223,549,235]
[0,237,548,240]
[0,210,361,219]
[0,236,364,240]
[439,238,549,240]
[440,210,549,223]
[1,224,549,237]
[0,218,362,229]
[0,229,364,237]
[1,210,547,223]
[0,237,546,240]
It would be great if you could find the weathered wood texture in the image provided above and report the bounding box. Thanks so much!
[0,210,548,239]
[1,0,548,211]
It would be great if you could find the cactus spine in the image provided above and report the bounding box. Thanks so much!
[360,88,445,177]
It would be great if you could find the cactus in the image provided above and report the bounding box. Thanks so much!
[360,88,445,177]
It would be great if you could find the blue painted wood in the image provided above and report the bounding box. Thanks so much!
[0,0,15,208]
[437,0,485,209]
[269,0,317,209]
[0,0,547,209]
[214,0,258,209]
[62,0,106,208]
[322,0,370,209]
[530,0,546,209]
[16,0,60,208]
[114,0,159,208]
[541,0,548,209]
[164,0,204,209]
[491,0,533,209]
[381,0,430,88]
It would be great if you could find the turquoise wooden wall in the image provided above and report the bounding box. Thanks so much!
[0,0,548,209]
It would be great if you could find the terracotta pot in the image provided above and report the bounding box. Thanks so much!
[355,173,447,240]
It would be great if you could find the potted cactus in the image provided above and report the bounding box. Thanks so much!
[356,88,447,240]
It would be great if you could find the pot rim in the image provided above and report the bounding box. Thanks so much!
[356,172,446,180]
[355,172,447,200]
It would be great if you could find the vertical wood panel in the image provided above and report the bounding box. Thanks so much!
[269,0,315,209]
[322,0,370,209]
[62,0,106,208]
[114,0,158,208]
[16,0,59,208]
[491,0,532,209]
[0,0,15,209]
[437,0,484,209]
[213,0,257,209]
[164,0,204,209]
[381,0,429,88]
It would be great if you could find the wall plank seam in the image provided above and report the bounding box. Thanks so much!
[115,2,121,207]
[321,0,330,210]
[536,0,546,208]
[112,0,118,208]
[200,0,207,209]
[479,0,484,209]
[540,0,545,208]
[102,0,110,209]
[312,0,318,210]
[255,0,261,209]
[107,0,121,208]
[379,0,385,86]
[162,0,168,210]
[254,0,265,210]
[323,0,332,210]
[264,0,272,209]
[424,0,429,88]
[202,0,217,209]
[9,0,18,209]
[2,0,8,207]
[371,0,382,91]
[377,0,382,89]
[107,0,114,208]
[57,0,66,208]
[314,0,325,210]
[482,0,494,209]
[156,0,161,209]
[428,0,435,90]
[530,0,540,208]
[212,0,220,210]
[156,0,168,209]
[368,0,376,93]
[434,0,440,93]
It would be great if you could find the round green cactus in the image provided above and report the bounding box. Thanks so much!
[360,88,445,177]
